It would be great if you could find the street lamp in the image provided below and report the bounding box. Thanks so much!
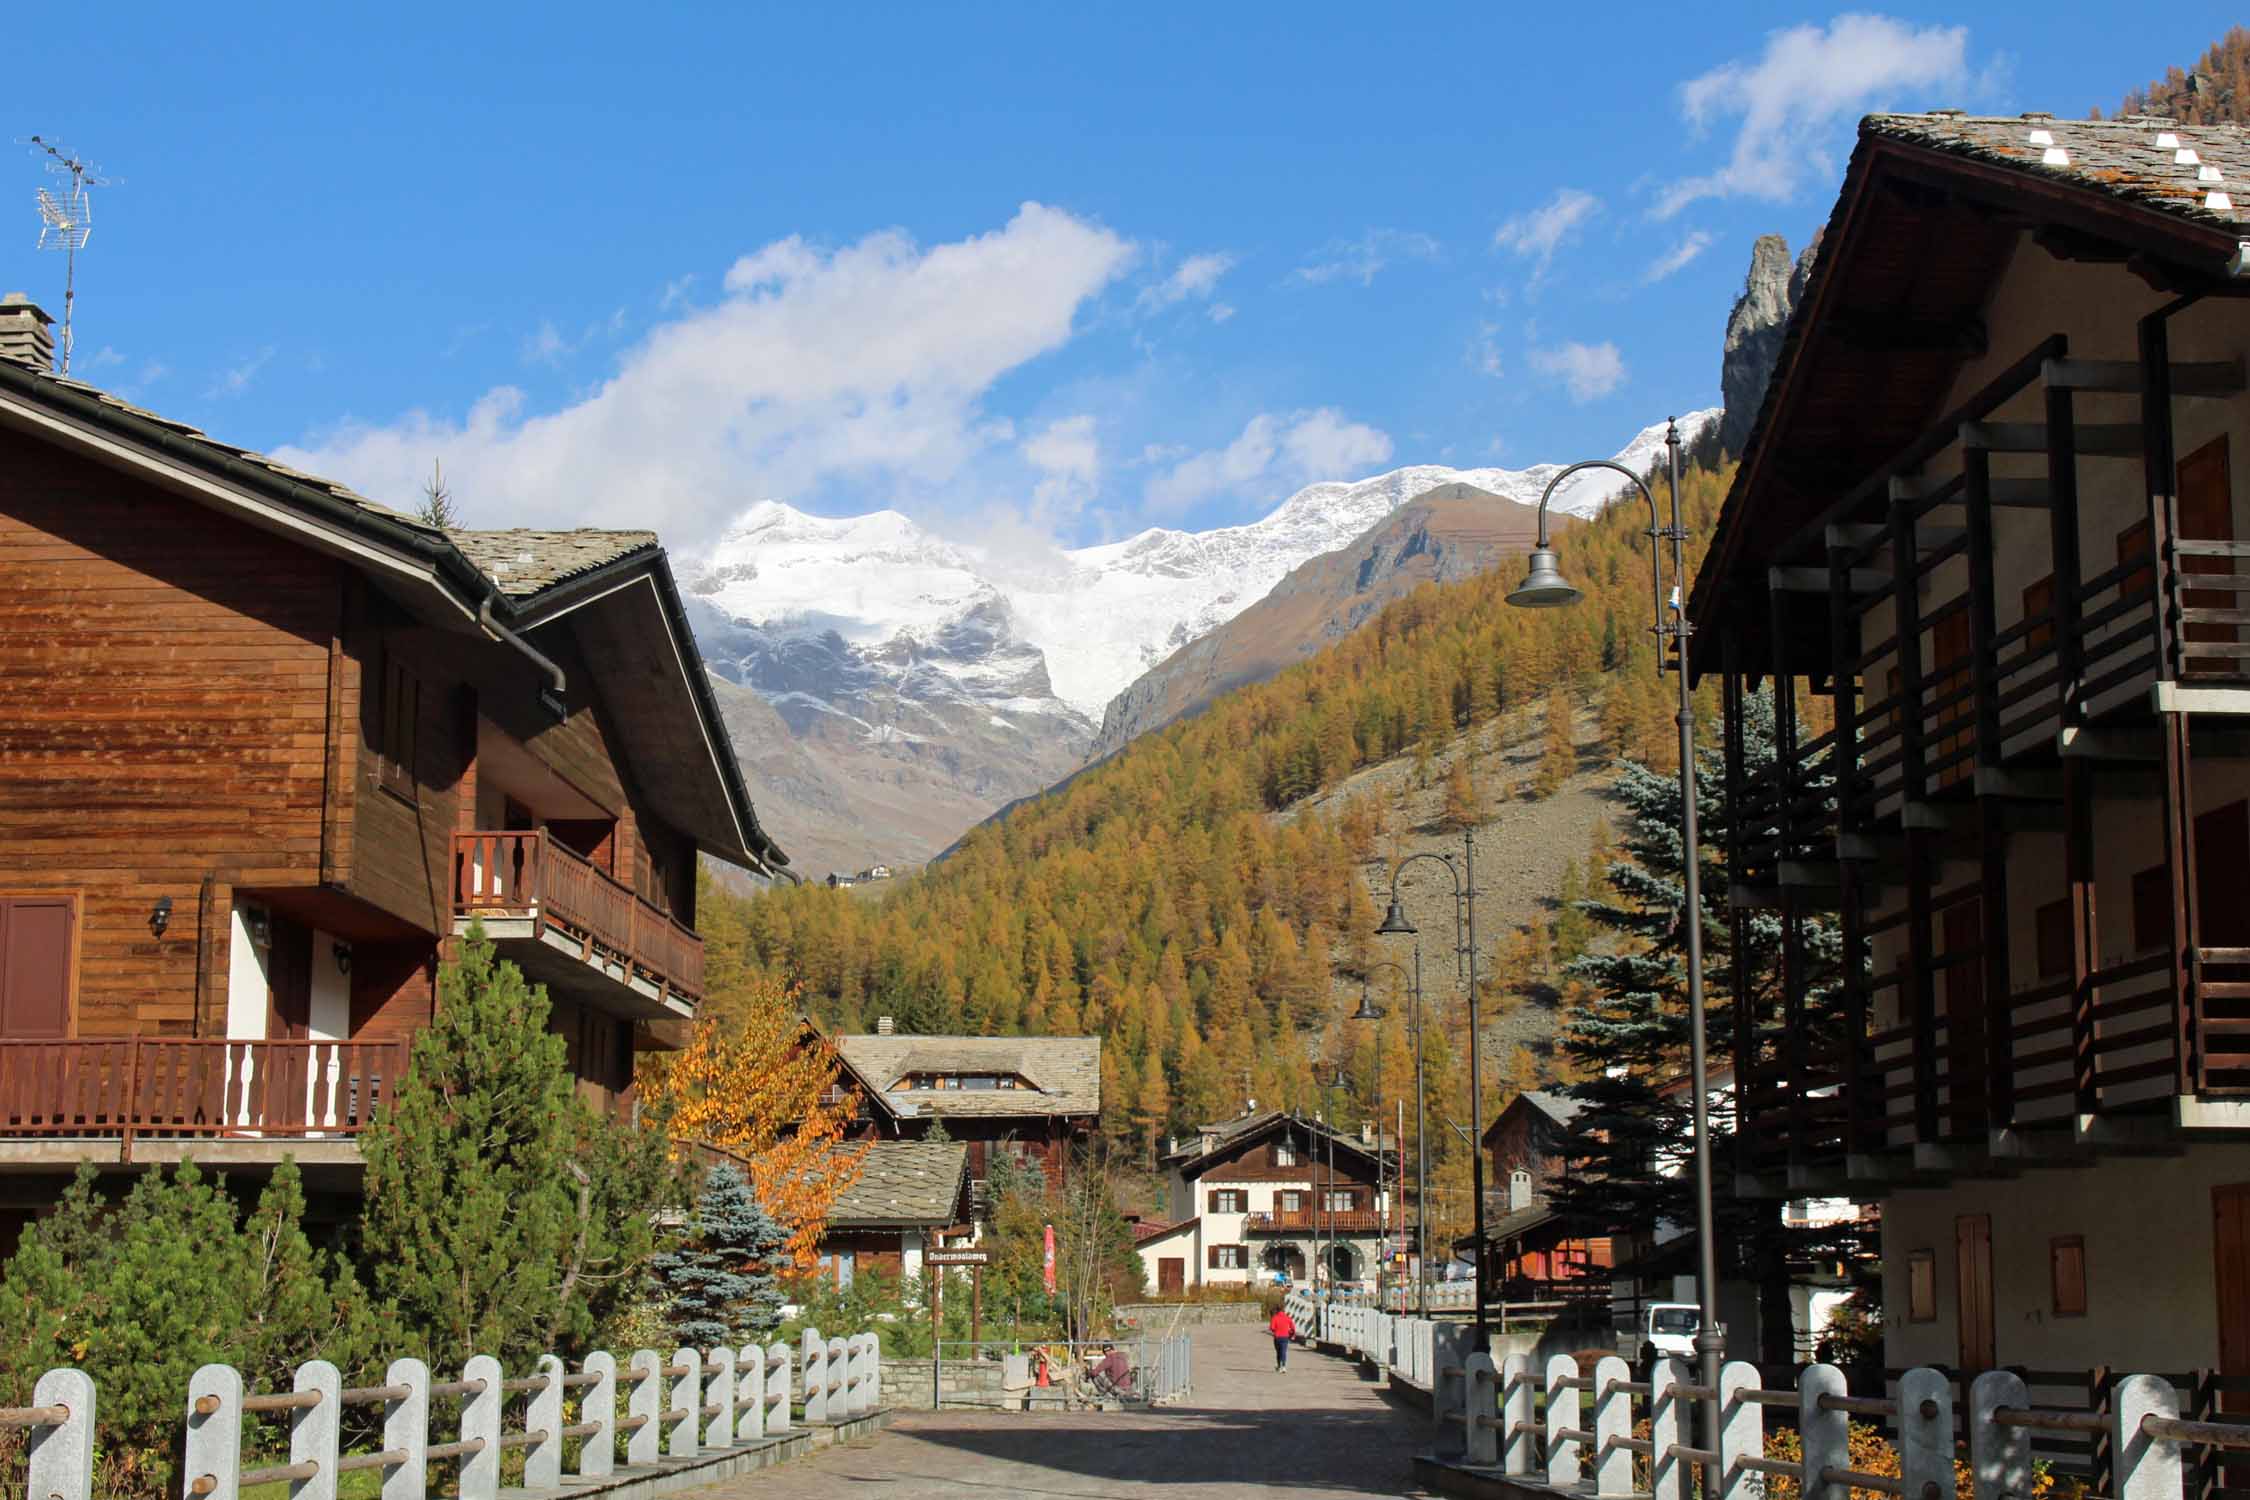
[1375,834,1489,1345]
[1504,417,1725,1474]
[1355,956,1431,1315]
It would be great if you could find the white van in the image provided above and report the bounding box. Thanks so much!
[1643,1303,1701,1359]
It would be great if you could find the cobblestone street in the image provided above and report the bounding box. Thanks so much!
[692,1324,1436,1497]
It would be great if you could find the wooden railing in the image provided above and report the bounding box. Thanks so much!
[1246,1209,1382,1233]
[452,830,705,1001]
[0,1037,408,1142]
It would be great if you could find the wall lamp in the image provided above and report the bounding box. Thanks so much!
[332,941,354,975]
[148,896,172,939]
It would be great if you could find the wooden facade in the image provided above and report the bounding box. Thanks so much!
[0,348,783,1174]
[1157,1111,1392,1289]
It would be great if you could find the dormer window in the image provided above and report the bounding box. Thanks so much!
[889,1071,1033,1092]
[1274,1142,1298,1167]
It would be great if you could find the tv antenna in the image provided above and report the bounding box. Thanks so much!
[26,136,109,375]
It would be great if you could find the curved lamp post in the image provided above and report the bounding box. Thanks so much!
[1504,418,1724,1474]
[1355,956,1430,1314]
[1375,839,1487,1343]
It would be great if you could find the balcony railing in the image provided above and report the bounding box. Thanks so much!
[452,830,704,1002]
[0,1037,407,1143]
[1245,1209,1382,1233]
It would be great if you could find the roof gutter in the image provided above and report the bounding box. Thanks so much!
[478,591,568,718]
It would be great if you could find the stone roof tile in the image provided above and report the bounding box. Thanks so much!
[826,1141,969,1227]
[1866,111,2250,231]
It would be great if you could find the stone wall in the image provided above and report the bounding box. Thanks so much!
[880,1356,1013,1410]
[1114,1301,1267,1327]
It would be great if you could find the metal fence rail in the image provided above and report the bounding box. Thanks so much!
[6,1326,887,1500]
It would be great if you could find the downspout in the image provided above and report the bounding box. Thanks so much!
[478,592,568,717]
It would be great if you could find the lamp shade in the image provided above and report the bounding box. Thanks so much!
[1330,1065,1349,1089]
[1506,547,1582,609]
[1350,986,1383,1023]
[1376,900,1417,936]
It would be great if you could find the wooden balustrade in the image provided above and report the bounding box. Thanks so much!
[451,831,704,1001]
[1246,1209,1383,1233]
[0,1037,407,1141]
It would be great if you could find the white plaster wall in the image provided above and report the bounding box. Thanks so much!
[307,928,348,1041]
[225,908,268,1041]
[1880,1144,2250,1373]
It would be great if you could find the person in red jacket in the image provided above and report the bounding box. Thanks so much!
[1268,1306,1296,1372]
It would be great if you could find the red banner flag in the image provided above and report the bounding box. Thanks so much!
[1043,1223,1057,1293]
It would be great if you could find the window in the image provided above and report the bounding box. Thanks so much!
[1208,1244,1246,1270]
[1279,1190,1306,1213]
[1274,1142,1298,1167]
[2051,1236,2087,1317]
[1907,1249,1937,1323]
[1323,1190,1355,1212]
[376,653,419,799]
[1209,1188,1248,1214]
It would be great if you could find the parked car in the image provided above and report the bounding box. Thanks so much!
[1640,1303,1702,1364]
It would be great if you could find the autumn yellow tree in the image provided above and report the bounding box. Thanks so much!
[1441,753,1484,831]
[637,972,868,1269]
[1534,692,1577,796]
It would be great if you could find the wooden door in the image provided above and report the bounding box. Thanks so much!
[1159,1257,1185,1295]
[1943,901,1986,1135]
[0,898,72,1038]
[2179,435,2236,674]
[2218,1186,2250,1413]
[1956,1213,1996,1373]
[2197,802,2250,950]
[262,916,314,1128]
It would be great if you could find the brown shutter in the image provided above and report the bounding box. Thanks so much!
[0,899,73,1038]
[2050,1235,2087,1317]
[1956,1214,1995,1373]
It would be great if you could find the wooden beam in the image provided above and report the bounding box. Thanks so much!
[1826,523,1967,551]
[1770,564,1889,593]
[1960,421,2143,457]
[2043,357,2245,397]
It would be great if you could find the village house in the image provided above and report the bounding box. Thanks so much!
[826,1020,1100,1215]
[0,295,786,1241]
[1692,111,2250,1376]
[808,1139,971,1291]
[1143,1108,1391,1294]
[1473,1091,1614,1299]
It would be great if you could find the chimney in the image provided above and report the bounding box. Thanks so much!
[1508,1169,1533,1212]
[0,295,54,373]
[875,1015,895,1036]
[1360,1121,1376,1145]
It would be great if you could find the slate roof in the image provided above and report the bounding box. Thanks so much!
[1163,1108,1380,1176]
[1519,1091,1584,1127]
[832,1033,1102,1118]
[452,529,660,598]
[1865,111,2250,232]
[1132,1216,1198,1245]
[825,1141,969,1227]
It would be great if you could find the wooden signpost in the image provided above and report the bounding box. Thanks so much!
[929,1249,990,1345]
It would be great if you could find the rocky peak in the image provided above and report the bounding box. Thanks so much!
[1719,231,1822,457]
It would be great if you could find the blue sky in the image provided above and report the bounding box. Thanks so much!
[5,5,2236,552]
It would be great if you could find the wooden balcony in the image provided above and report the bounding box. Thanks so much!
[0,1037,407,1160]
[452,831,703,1018]
[1246,1209,1382,1233]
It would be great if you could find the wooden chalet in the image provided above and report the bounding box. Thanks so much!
[827,1021,1100,1214]
[810,1139,971,1290]
[1474,1091,1612,1299]
[1691,111,2250,1374]
[0,299,787,1224]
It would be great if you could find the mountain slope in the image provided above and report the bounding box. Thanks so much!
[679,409,1718,874]
[1088,483,1560,758]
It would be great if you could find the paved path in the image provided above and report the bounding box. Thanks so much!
[692,1324,1437,1497]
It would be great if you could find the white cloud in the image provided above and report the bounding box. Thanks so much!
[1289,229,1440,288]
[1469,322,1504,378]
[1494,188,1599,284]
[1208,302,1236,325]
[207,346,276,399]
[1143,407,1392,515]
[1660,15,1970,217]
[524,321,569,365]
[659,274,697,310]
[87,345,125,370]
[1138,251,1237,312]
[276,203,1133,545]
[1529,341,1627,403]
[1645,230,1715,282]
[1022,413,1101,519]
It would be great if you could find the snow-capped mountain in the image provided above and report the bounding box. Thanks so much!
[680,409,1718,876]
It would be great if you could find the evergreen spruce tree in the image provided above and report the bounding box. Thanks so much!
[655,1165,790,1347]
[1551,689,1868,1363]
[359,925,670,1362]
